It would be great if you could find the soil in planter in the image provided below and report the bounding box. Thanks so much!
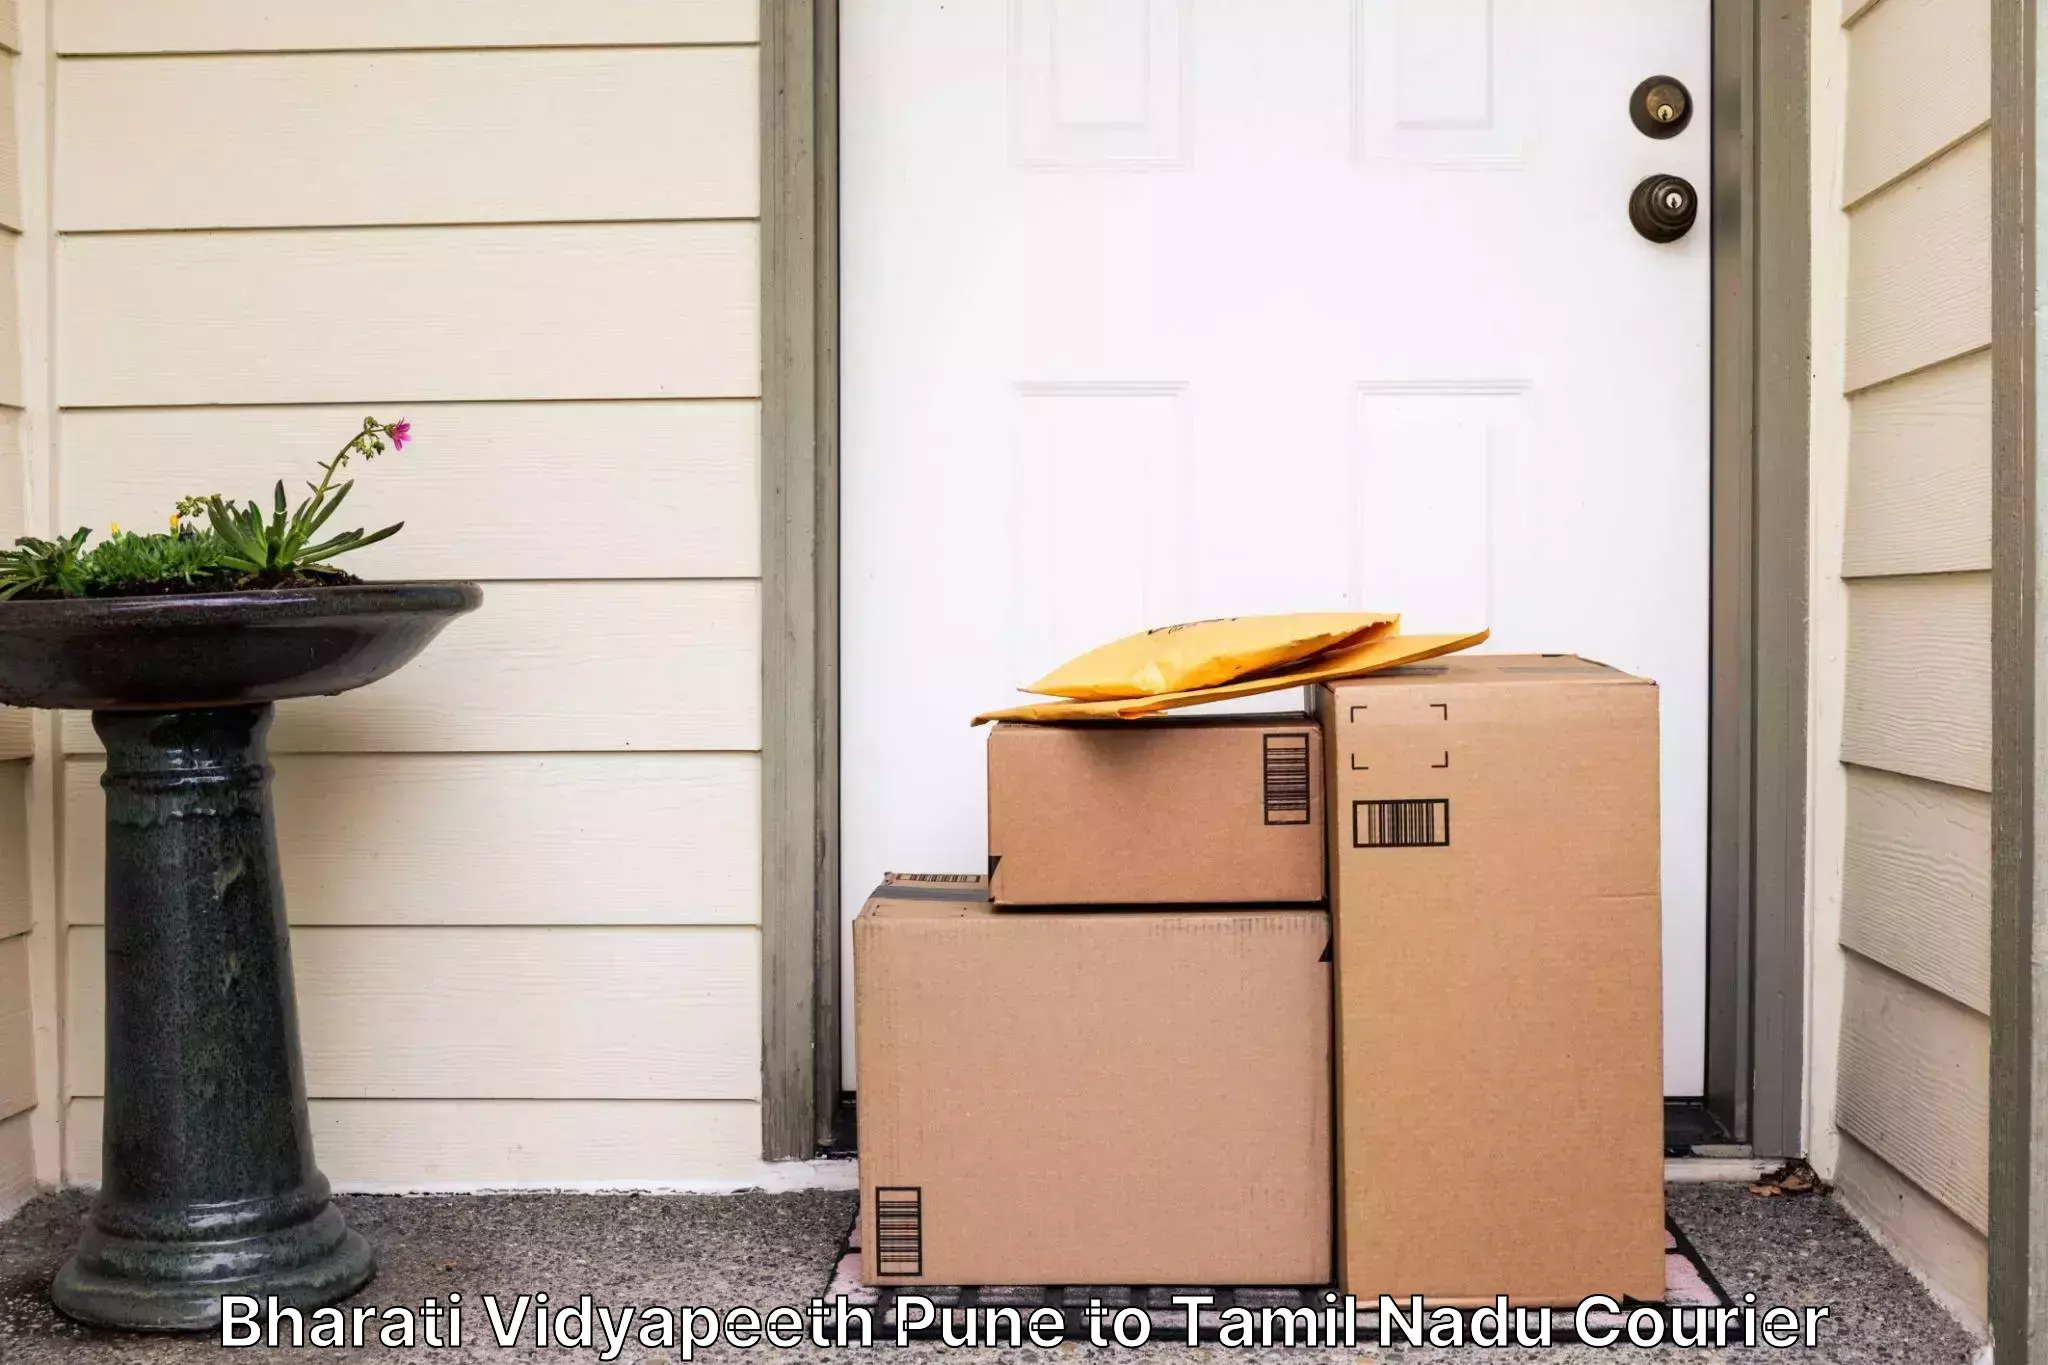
[7,569,366,602]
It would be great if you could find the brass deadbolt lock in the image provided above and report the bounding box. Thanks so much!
[1630,174,1698,243]
[1630,75,1692,138]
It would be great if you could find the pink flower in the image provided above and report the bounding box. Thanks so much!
[388,420,411,451]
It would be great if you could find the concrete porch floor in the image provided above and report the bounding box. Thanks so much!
[0,1182,1982,1363]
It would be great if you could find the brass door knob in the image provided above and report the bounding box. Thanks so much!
[1630,174,1697,243]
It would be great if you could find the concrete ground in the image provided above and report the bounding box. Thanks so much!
[0,1182,1982,1364]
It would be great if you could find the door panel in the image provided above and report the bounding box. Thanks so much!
[841,0,1711,1093]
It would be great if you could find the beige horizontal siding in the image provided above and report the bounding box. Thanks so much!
[0,408,23,543]
[57,48,758,231]
[0,0,16,54]
[1844,0,1989,205]
[0,762,25,939]
[0,51,19,230]
[1845,131,1990,392]
[54,0,758,54]
[65,1098,772,1189]
[1841,766,1990,1014]
[0,1110,31,1218]
[0,235,19,408]
[0,714,26,762]
[47,0,770,1188]
[1842,573,1991,791]
[67,925,762,1100]
[64,753,761,927]
[1834,1132,1989,1331]
[57,223,759,407]
[1844,350,1990,576]
[58,581,762,755]
[1837,953,1990,1232]
[61,401,761,580]
[0,935,31,1120]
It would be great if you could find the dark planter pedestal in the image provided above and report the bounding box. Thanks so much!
[0,582,480,1333]
[51,705,372,1330]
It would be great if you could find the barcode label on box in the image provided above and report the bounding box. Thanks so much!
[1263,733,1312,825]
[875,1187,923,1277]
[1354,798,1450,848]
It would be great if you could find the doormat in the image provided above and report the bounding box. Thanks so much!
[824,1213,1731,1344]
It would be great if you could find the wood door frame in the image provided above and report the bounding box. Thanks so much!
[760,0,1812,1160]
[1990,0,2048,1355]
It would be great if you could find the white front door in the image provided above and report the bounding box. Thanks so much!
[840,0,1711,1095]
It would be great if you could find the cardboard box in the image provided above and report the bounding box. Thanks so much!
[1317,655,1665,1304]
[855,876,1332,1286]
[987,715,1325,905]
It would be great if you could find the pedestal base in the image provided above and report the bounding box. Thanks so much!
[53,1213,374,1333]
[54,706,373,1332]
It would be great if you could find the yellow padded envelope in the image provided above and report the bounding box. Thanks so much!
[974,629,1490,724]
[1023,611,1399,701]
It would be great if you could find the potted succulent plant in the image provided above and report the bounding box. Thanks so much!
[0,418,480,1331]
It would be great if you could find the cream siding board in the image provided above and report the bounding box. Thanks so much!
[44,7,769,1184]
[0,934,31,1120]
[0,0,17,55]
[57,49,758,231]
[1834,1132,1990,1332]
[0,1111,31,1218]
[1829,2,1989,1300]
[59,582,762,755]
[0,52,19,230]
[64,754,762,928]
[1843,350,1991,577]
[0,233,20,409]
[65,1099,775,1190]
[0,762,25,940]
[1837,954,1990,1232]
[1844,131,1991,392]
[58,224,759,408]
[53,0,759,54]
[1841,573,1991,792]
[61,401,762,581]
[67,926,762,1101]
[1843,0,1989,205]
[1841,767,1991,1014]
[0,407,22,758]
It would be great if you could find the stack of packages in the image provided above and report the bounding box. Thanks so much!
[854,614,1666,1305]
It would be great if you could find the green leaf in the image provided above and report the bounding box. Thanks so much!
[286,481,352,559]
[301,521,402,564]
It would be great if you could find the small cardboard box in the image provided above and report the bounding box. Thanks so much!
[855,876,1332,1286]
[1317,655,1665,1305]
[987,715,1324,905]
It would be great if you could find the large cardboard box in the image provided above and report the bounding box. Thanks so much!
[1317,655,1665,1304]
[855,876,1332,1286]
[987,715,1324,905]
